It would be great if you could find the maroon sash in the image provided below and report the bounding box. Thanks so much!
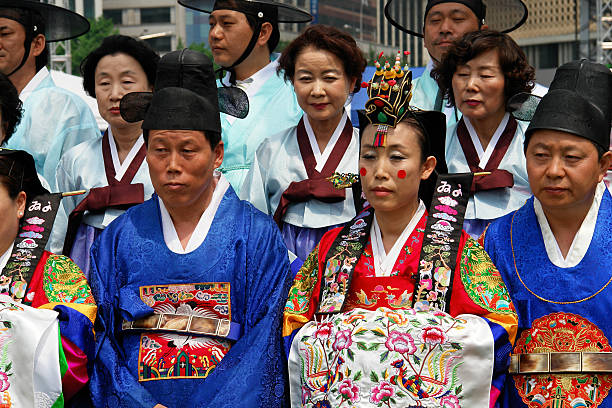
[62,131,146,254]
[273,117,353,227]
[456,116,517,192]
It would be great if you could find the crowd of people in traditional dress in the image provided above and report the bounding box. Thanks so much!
[1,0,611,407]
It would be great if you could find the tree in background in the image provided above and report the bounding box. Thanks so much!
[71,16,119,75]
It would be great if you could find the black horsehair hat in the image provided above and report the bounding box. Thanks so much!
[384,0,528,38]
[0,0,89,42]
[120,49,249,134]
[178,0,312,23]
[520,59,612,151]
[0,149,48,199]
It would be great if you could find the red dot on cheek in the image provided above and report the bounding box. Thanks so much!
[397,170,407,179]
[360,167,367,176]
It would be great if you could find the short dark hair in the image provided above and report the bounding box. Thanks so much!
[32,10,48,72]
[0,72,23,143]
[433,30,535,109]
[143,128,221,149]
[278,24,367,94]
[244,14,279,53]
[80,35,160,98]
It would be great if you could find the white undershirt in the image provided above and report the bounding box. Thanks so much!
[224,60,278,125]
[19,67,49,102]
[107,128,145,181]
[534,182,605,268]
[158,172,229,254]
[0,243,13,271]
[463,113,510,168]
[303,112,348,173]
[370,201,426,277]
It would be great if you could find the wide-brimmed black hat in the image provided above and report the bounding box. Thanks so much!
[178,0,312,23]
[0,149,48,199]
[120,49,249,133]
[525,59,612,151]
[384,0,528,38]
[0,0,89,42]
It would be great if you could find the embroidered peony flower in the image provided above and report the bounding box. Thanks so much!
[338,378,360,403]
[440,394,461,408]
[332,329,353,351]
[420,279,433,290]
[421,326,447,345]
[369,380,395,404]
[338,271,349,282]
[385,331,416,355]
[0,372,9,392]
[314,322,333,340]
[330,282,339,293]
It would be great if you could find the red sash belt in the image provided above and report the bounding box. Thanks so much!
[456,116,517,193]
[63,131,146,254]
[273,117,353,227]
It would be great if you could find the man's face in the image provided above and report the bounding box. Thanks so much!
[526,129,611,215]
[0,18,26,76]
[423,2,480,63]
[208,9,254,67]
[146,129,224,213]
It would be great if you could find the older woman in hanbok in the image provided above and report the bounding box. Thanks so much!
[0,149,96,406]
[49,35,159,276]
[283,61,518,407]
[241,25,367,265]
[433,30,535,238]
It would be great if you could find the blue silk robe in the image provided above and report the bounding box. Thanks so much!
[4,68,99,191]
[89,189,291,407]
[484,190,612,408]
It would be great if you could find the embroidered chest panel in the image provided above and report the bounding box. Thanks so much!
[43,255,94,304]
[291,307,492,407]
[136,283,233,382]
[513,312,612,407]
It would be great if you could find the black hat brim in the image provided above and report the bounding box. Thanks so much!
[384,0,528,37]
[0,0,89,41]
[178,0,312,23]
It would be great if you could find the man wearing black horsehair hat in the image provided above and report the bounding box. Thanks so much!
[284,52,517,407]
[384,0,529,127]
[88,49,291,408]
[482,60,612,408]
[178,0,311,192]
[0,0,99,190]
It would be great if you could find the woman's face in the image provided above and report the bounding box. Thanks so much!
[0,183,25,252]
[292,46,356,125]
[94,52,152,131]
[360,122,436,216]
[451,49,506,122]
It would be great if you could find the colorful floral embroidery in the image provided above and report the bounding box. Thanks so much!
[459,238,514,314]
[296,308,466,407]
[327,173,359,190]
[137,283,232,381]
[43,255,94,304]
[513,312,612,408]
[285,246,320,316]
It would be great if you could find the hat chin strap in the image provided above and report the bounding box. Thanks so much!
[217,20,263,86]
[7,40,32,78]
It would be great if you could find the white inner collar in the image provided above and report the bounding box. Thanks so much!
[0,243,13,272]
[107,128,145,182]
[303,112,348,173]
[370,201,426,277]
[158,172,229,254]
[534,182,605,268]
[19,67,49,102]
[463,113,510,168]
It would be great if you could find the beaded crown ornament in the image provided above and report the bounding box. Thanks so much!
[361,50,414,147]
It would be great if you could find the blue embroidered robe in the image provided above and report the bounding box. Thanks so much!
[89,188,291,408]
[484,191,612,408]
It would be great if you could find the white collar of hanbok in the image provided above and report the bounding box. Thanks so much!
[0,243,13,271]
[19,67,49,102]
[534,181,605,268]
[304,111,348,173]
[224,59,278,125]
[370,201,426,277]
[463,113,510,168]
[107,128,145,181]
[158,171,229,254]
